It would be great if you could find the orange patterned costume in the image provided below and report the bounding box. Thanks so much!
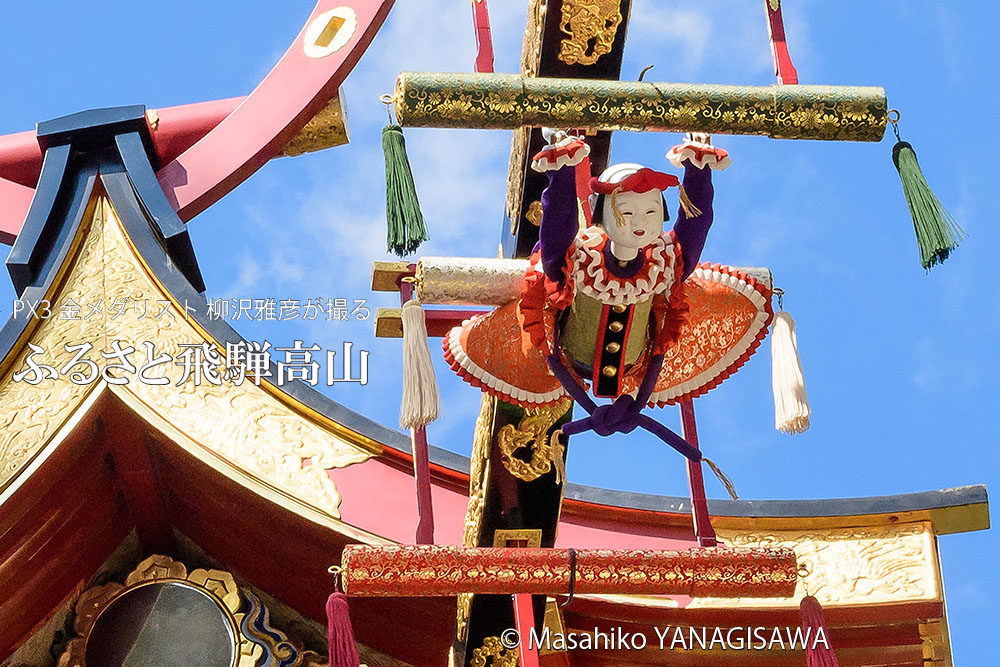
[444,136,772,409]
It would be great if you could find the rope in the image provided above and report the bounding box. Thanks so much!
[561,548,577,608]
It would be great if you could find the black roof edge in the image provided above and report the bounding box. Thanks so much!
[383,437,987,520]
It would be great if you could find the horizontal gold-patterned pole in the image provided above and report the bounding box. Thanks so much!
[342,545,798,598]
[414,257,772,306]
[394,72,887,141]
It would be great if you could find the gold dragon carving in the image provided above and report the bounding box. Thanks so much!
[557,0,623,66]
[497,400,571,483]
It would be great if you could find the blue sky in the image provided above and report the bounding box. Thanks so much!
[1,1,996,661]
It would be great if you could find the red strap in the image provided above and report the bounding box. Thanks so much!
[512,593,540,667]
[764,0,799,85]
[575,156,593,225]
[471,0,495,73]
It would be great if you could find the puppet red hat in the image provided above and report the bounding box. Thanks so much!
[589,165,679,195]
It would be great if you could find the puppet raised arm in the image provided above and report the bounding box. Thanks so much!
[530,130,591,282]
[667,133,732,280]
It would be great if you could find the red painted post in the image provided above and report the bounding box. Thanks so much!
[764,0,799,84]
[679,399,717,547]
[512,593,541,667]
[400,276,435,545]
[410,426,435,545]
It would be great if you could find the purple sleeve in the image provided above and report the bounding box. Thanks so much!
[672,163,714,281]
[539,166,579,282]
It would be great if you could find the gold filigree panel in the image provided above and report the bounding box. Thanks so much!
[0,194,372,518]
[689,521,939,608]
[0,199,103,492]
[100,198,370,516]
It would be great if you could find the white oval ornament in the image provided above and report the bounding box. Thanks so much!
[303,6,358,59]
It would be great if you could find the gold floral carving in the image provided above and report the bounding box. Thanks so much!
[558,0,622,66]
[282,95,349,157]
[689,521,938,608]
[455,591,475,644]
[508,0,545,236]
[0,195,372,518]
[58,582,124,667]
[497,400,570,482]
[125,553,189,585]
[470,636,519,667]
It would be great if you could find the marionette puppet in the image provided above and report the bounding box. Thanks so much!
[443,131,774,479]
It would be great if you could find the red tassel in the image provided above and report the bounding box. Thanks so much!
[799,595,839,666]
[326,592,360,667]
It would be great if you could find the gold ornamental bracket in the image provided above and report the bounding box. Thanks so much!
[57,555,327,666]
[392,72,887,141]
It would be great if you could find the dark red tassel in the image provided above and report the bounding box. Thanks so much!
[327,592,360,667]
[799,595,839,666]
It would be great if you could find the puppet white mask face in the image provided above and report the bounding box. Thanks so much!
[601,188,664,261]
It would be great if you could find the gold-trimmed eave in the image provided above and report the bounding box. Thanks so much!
[574,519,942,613]
[707,500,989,537]
[0,190,381,521]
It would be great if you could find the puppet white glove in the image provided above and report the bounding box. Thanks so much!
[531,129,591,172]
[667,132,732,170]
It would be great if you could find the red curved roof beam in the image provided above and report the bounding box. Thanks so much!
[0,0,394,243]
[158,0,394,221]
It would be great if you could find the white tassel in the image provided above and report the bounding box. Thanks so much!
[400,299,440,429]
[771,310,810,434]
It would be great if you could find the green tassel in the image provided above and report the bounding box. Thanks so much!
[382,124,428,256]
[892,141,965,270]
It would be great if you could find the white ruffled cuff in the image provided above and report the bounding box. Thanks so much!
[666,141,732,171]
[530,137,591,173]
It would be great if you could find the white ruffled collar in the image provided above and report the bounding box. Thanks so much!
[569,227,677,306]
